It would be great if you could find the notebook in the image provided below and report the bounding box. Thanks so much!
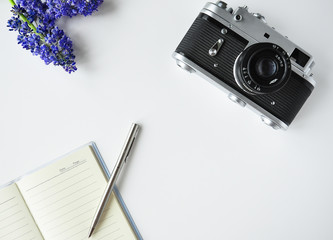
[0,142,142,240]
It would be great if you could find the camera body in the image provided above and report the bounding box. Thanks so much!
[173,1,316,130]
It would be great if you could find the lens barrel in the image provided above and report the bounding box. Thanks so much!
[234,43,291,94]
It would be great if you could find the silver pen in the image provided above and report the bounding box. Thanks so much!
[88,123,140,238]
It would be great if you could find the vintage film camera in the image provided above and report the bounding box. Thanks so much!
[173,1,316,130]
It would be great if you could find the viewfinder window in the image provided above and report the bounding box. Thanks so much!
[291,48,310,67]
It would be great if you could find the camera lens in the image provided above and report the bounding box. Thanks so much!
[234,43,291,94]
[255,57,277,78]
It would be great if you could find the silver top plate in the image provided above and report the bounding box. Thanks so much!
[202,2,316,86]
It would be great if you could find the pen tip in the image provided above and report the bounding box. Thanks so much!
[88,227,94,238]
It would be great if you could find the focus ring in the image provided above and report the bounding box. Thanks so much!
[234,43,291,94]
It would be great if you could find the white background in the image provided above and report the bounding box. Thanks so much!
[1,0,333,239]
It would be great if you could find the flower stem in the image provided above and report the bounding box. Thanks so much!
[9,0,39,34]
[8,0,68,64]
[8,0,15,6]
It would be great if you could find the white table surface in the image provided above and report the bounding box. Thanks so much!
[1,0,333,239]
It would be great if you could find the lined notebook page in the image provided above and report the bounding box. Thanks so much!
[16,146,137,240]
[0,183,43,240]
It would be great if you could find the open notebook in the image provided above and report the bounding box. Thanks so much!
[0,143,142,240]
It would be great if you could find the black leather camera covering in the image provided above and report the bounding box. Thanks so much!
[175,14,314,125]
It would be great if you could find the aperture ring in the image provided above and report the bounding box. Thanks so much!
[234,43,291,94]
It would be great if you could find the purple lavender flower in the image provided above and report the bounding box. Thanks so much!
[7,0,103,73]
[46,0,103,19]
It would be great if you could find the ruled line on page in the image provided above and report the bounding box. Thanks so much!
[43,205,96,227]
[0,184,43,240]
[38,188,101,223]
[0,223,29,239]
[0,203,19,215]
[10,230,33,240]
[15,145,138,240]
[96,228,121,240]
[93,218,117,234]
[29,169,91,200]
[31,174,93,205]
[0,210,22,223]
[39,194,101,220]
[33,181,97,212]
[26,160,87,192]
[0,216,25,231]
[0,196,16,206]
